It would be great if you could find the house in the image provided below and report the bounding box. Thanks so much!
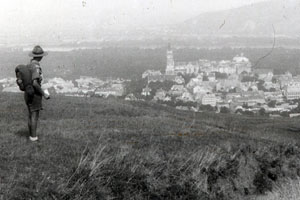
[193,85,212,95]
[215,79,240,92]
[218,60,236,74]
[277,72,293,88]
[199,60,218,73]
[285,81,300,100]
[75,76,104,89]
[207,73,216,82]
[232,53,252,74]
[187,75,203,88]
[2,86,21,93]
[163,96,172,102]
[125,93,138,101]
[147,74,177,83]
[169,85,186,96]
[0,78,16,88]
[141,86,152,96]
[264,91,284,102]
[153,89,167,101]
[95,84,124,97]
[254,68,274,81]
[201,94,217,107]
[226,93,241,102]
[195,93,204,102]
[233,95,266,107]
[142,70,162,79]
[217,102,230,109]
[239,82,257,92]
[263,82,280,91]
[176,106,190,111]
[174,76,185,84]
[46,77,78,94]
[111,84,124,95]
[177,91,194,102]
[289,113,300,118]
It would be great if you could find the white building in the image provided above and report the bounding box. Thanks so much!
[233,54,252,74]
[177,91,194,102]
[141,86,152,96]
[142,70,162,79]
[201,94,217,107]
[285,82,300,100]
[165,45,252,76]
[153,89,167,101]
[193,85,212,95]
[186,74,203,88]
[254,69,274,81]
[169,85,186,96]
[218,60,236,74]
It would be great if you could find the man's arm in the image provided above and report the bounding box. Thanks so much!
[31,64,50,99]
[32,79,44,96]
[32,79,50,99]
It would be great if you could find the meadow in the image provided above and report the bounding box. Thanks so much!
[1,92,300,199]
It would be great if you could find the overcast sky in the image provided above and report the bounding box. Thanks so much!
[0,0,268,44]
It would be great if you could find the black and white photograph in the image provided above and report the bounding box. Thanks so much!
[1,0,300,199]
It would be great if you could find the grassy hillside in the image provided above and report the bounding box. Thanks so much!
[1,92,300,199]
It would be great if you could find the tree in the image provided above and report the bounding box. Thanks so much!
[235,108,243,114]
[267,100,276,108]
[244,110,254,116]
[198,104,214,111]
[220,107,230,114]
[257,80,267,91]
[215,72,228,80]
[149,81,175,92]
[125,78,147,96]
[272,77,277,84]
[202,76,209,81]
[241,76,256,82]
[280,111,289,117]
[228,87,237,93]
[242,103,249,109]
[259,108,266,116]
[179,73,196,84]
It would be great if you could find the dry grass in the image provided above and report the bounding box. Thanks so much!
[1,93,300,199]
[258,178,300,200]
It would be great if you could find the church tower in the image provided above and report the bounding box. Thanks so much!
[165,43,175,75]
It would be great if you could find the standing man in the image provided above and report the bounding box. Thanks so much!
[16,45,50,142]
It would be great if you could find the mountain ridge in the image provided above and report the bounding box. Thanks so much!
[173,0,300,37]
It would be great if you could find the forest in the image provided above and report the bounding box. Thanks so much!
[0,47,300,80]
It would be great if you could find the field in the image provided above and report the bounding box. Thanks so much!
[1,92,300,199]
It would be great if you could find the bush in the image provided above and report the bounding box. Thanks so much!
[220,107,230,114]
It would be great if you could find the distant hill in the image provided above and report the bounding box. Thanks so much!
[174,0,300,37]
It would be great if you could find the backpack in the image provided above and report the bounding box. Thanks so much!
[15,64,35,102]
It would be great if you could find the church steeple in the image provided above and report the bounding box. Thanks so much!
[166,43,175,75]
[168,43,171,51]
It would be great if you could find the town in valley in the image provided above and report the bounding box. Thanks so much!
[1,44,300,118]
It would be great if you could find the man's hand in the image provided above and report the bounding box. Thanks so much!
[44,94,50,100]
[44,89,50,100]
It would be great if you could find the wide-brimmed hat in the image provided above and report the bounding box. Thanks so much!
[28,45,48,57]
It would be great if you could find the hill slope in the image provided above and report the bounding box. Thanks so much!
[176,0,300,37]
[1,92,300,199]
